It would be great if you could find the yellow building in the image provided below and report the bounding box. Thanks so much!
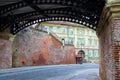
[39,22,99,63]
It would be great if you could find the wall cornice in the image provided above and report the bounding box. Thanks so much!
[97,2,120,36]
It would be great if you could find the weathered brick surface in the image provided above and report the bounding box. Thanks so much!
[112,19,120,80]
[98,19,115,80]
[48,43,76,64]
[13,29,49,67]
[13,28,76,67]
[98,19,120,80]
[0,39,12,69]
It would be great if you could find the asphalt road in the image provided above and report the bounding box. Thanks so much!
[0,64,99,80]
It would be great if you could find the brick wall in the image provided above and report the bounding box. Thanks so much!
[0,39,12,69]
[13,28,76,67]
[112,19,120,80]
[98,19,115,80]
[98,19,120,80]
[13,29,49,67]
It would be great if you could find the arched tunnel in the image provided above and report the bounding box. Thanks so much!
[0,0,120,80]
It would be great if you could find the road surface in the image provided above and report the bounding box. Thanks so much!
[0,64,99,80]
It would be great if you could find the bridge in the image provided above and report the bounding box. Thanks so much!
[0,0,120,80]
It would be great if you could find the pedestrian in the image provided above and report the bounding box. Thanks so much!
[79,57,83,64]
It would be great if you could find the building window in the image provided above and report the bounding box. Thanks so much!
[88,38,92,46]
[89,50,93,57]
[94,50,99,57]
[65,38,68,44]
[49,26,53,30]
[77,38,85,47]
[94,39,98,46]
[52,27,58,33]
[91,30,96,36]
[77,29,85,35]
[69,38,74,44]
[87,30,91,35]
[69,28,74,35]
[61,27,66,34]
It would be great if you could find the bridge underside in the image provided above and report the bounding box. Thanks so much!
[0,0,120,80]
[0,0,105,34]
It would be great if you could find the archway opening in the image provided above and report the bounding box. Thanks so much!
[0,0,106,80]
[12,21,100,66]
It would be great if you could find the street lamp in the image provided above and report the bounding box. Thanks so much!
[62,38,65,48]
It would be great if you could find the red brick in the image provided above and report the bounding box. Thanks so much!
[13,28,76,67]
[0,39,12,69]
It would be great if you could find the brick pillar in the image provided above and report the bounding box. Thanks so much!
[0,32,13,69]
[112,20,120,80]
[97,2,120,80]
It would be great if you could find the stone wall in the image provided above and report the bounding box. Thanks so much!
[0,39,12,69]
[13,28,76,67]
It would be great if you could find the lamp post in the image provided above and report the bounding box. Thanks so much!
[62,38,65,48]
